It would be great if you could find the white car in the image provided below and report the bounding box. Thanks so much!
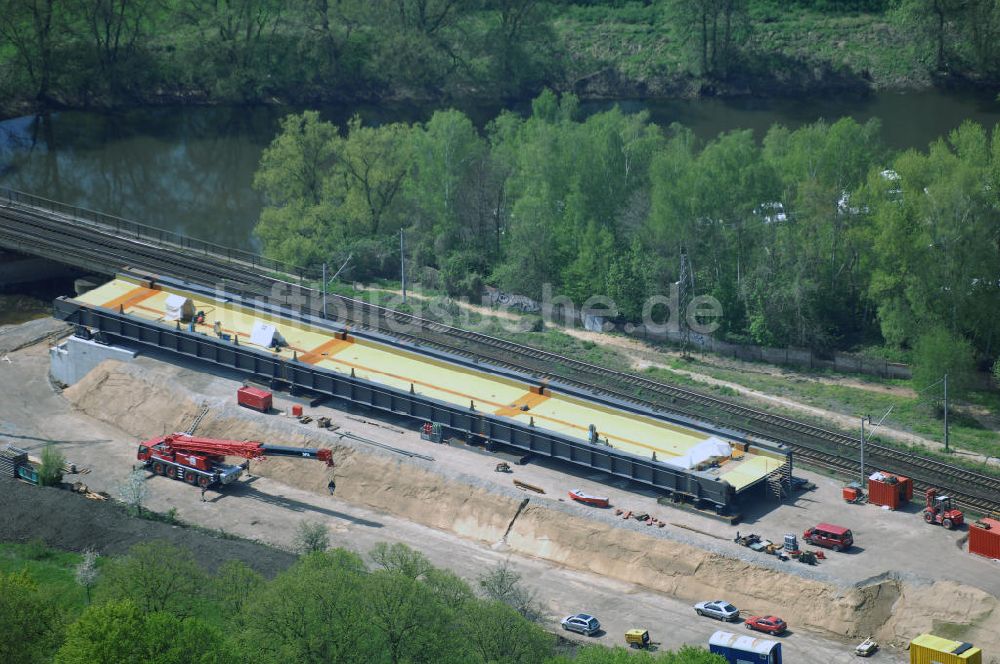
[560,613,601,636]
[694,600,740,622]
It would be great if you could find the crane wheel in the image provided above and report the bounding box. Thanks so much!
[152,462,164,476]
[166,466,176,479]
[198,476,210,488]
[187,472,200,486]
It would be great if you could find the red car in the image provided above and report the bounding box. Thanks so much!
[744,615,787,635]
[803,522,853,552]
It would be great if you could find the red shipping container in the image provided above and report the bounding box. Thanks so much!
[291,404,303,417]
[867,472,912,510]
[969,518,1000,560]
[843,487,859,502]
[237,386,272,413]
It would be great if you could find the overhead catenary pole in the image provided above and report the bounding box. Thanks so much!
[322,262,327,318]
[400,228,406,304]
[860,415,866,489]
[943,373,949,452]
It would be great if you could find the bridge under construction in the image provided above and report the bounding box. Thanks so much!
[58,272,792,512]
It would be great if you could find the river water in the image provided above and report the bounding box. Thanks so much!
[1,90,999,251]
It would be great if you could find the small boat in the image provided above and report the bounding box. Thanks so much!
[569,489,610,508]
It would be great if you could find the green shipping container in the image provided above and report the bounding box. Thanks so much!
[910,634,982,664]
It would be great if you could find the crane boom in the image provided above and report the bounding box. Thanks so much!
[146,434,333,465]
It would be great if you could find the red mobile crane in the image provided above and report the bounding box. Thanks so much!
[923,488,964,530]
[137,434,334,490]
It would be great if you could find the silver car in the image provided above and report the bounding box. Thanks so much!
[560,613,601,636]
[694,600,740,622]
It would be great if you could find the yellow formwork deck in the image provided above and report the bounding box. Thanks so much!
[76,278,783,490]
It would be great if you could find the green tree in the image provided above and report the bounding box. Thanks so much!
[477,561,540,622]
[606,237,654,322]
[38,444,65,486]
[0,570,62,664]
[365,569,461,664]
[235,549,376,663]
[406,109,487,259]
[0,0,60,101]
[211,559,263,619]
[369,542,433,579]
[669,0,750,78]
[866,121,1000,356]
[75,0,157,97]
[256,111,339,207]
[460,600,553,664]
[100,541,207,617]
[179,0,286,100]
[293,521,330,555]
[334,116,414,237]
[545,644,725,663]
[893,0,964,71]
[56,600,234,664]
[912,326,977,399]
[482,0,556,96]
[55,600,145,664]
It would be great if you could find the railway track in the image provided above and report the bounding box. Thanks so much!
[3,193,999,514]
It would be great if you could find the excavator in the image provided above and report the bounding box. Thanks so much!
[923,488,964,530]
[137,433,333,491]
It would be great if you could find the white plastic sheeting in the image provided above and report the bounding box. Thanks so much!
[660,436,732,470]
[249,321,277,347]
[163,294,192,321]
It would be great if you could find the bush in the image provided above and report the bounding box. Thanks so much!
[293,521,329,555]
[38,445,65,487]
[440,251,488,299]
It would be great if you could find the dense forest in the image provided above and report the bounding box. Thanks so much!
[3,1,1000,115]
[253,93,1000,383]
[3,539,724,664]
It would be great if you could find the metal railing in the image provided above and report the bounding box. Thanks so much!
[0,187,320,283]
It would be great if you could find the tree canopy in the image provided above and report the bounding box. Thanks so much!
[254,95,1000,374]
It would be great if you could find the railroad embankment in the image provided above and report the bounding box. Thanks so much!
[65,359,1000,657]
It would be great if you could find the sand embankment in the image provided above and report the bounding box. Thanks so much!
[65,360,1000,657]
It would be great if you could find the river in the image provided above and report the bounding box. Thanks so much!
[1,90,999,251]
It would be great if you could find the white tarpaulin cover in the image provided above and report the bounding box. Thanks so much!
[660,436,732,470]
[164,294,192,321]
[249,321,276,347]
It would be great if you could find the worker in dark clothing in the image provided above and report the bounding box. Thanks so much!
[327,479,336,495]
[201,486,207,502]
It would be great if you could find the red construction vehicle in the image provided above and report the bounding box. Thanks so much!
[137,434,333,490]
[923,488,964,530]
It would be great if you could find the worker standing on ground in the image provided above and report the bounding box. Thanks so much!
[201,486,207,502]
[327,479,336,495]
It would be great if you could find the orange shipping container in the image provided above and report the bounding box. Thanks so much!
[868,472,912,510]
[843,487,859,502]
[969,517,1000,560]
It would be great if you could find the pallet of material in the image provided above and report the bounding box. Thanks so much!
[513,479,545,494]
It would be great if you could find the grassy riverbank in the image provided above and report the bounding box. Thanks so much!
[0,1,992,119]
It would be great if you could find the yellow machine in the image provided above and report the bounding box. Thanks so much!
[625,629,650,649]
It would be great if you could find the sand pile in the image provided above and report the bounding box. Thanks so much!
[64,359,1000,657]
